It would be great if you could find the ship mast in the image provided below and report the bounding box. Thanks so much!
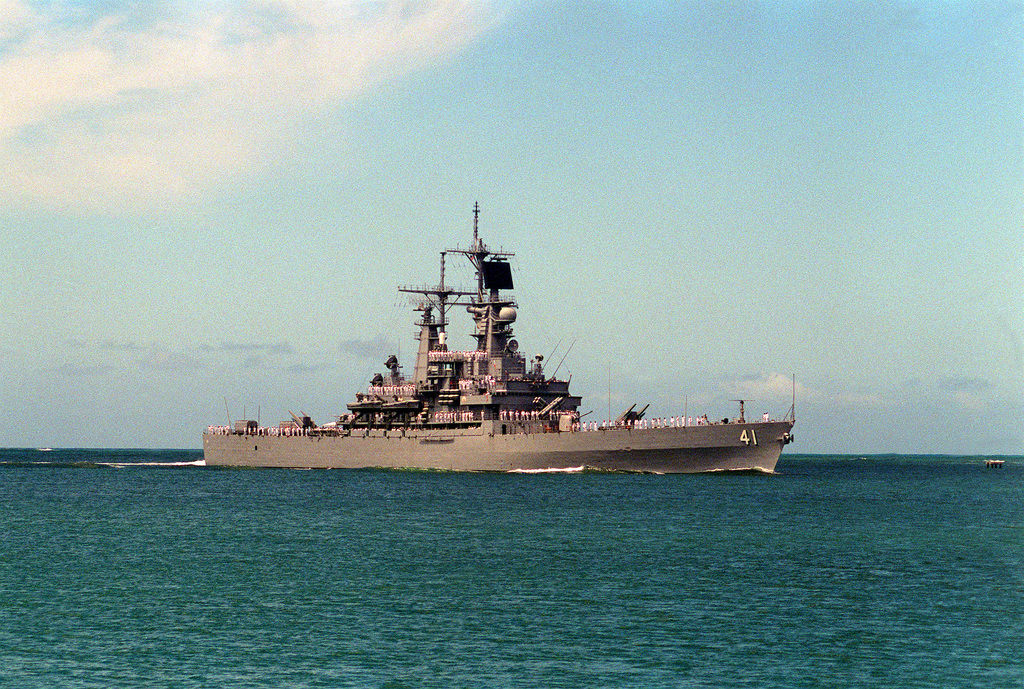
[447,204,515,357]
[399,204,517,384]
[470,201,486,301]
[472,200,480,250]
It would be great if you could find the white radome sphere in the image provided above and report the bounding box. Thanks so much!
[496,306,517,323]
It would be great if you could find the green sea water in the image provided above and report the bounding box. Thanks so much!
[0,450,1021,688]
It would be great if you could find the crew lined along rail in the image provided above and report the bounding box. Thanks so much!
[427,350,489,362]
[204,412,783,436]
[366,376,502,397]
[366,384,418,397]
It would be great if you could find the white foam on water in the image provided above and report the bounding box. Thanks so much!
[98,460,207,468]
[508,465,587,474]
[703,466,777,475]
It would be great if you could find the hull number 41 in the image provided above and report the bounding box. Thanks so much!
[740,429,758,446]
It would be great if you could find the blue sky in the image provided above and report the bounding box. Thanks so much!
[1,0,1021,453]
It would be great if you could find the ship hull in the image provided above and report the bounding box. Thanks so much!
[203,420,794,473]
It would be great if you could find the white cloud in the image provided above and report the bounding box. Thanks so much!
[718,372,811,402]
[0,0,495,210]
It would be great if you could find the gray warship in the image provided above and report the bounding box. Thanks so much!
[203,205,795,472]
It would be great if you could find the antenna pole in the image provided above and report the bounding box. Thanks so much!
[791,374,796,421]
[473,203,485,300]
[546,338,564,366]
[551,340,575,379]
[438,251,447,344]
[472,201,480,249]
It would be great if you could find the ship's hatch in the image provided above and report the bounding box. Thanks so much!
[483,259,513,290]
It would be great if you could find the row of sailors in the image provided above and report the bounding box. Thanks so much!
[597,416,710,429]
[428,350,488,362]
[367,384,416,397]
[432,410,480,423]
[498,409,542,420]
[458,375,499,392]
[207,412,778,436]
[585,414,773,429]
[205,425,312,437]
[494,414,716,429]
[499,412,759,428]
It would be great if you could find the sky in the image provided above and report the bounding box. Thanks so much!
[1,0,1021,454]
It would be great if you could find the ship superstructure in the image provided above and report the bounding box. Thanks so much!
[344,203,580,435]
[203,205,795,472]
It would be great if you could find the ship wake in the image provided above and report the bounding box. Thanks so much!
[508,465,587,474]
[1,459,207,469]
[702,466,777,475]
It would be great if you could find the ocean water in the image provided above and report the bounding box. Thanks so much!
[0,450,1020,689]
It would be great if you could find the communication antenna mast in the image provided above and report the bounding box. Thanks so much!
[788,374,797,422]
[546,338,564,367]
[472,201,480,250]
[551,340,576,379]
